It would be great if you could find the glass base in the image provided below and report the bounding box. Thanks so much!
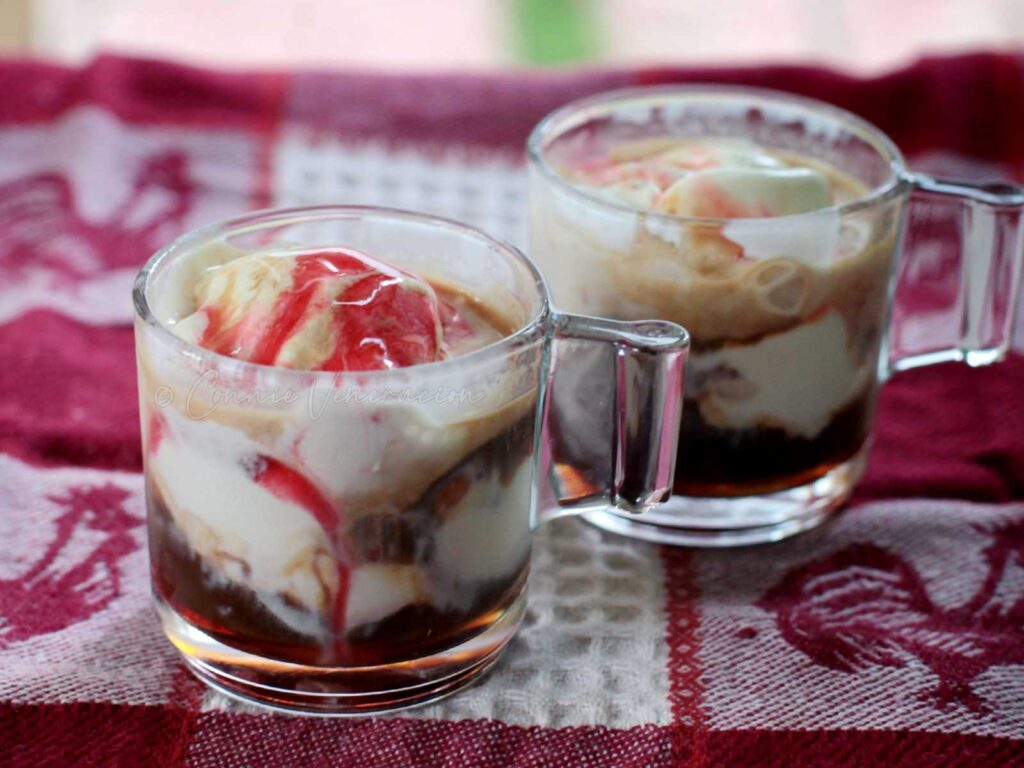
[156,592,525,716]
[584,447,868,547]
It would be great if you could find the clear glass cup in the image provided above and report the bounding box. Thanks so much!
[528,86,1024,547]
[133,206,687,715]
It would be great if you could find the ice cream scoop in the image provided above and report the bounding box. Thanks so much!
[566,139,833,219]
[172,248,445,371]
[656,167,831,218]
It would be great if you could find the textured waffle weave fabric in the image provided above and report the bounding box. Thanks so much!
[1,54,1023,767]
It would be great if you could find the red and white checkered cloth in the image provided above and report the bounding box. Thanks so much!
[2,54,1023,767]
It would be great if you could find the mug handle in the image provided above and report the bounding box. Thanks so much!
[887,172,1024,376]
[531,312,688,529]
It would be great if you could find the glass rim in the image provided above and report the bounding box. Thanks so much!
[132,205,552,383]
[526,84,910,226]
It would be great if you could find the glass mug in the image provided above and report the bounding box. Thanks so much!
[528,86,1024,547]
[133,206,687,714]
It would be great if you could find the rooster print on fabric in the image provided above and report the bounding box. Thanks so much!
[0,149,194,324]
[0,106,262,324]
[0,151,192,283]
[0,483,142,649]
[759,517,1024,715]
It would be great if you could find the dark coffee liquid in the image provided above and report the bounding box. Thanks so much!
[672,390,874,497]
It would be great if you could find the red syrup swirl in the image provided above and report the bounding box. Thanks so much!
[249,455,355,660]
[197,249,445,372]
[438,297,475,346]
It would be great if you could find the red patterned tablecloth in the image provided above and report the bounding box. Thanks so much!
[1,53,1023,767]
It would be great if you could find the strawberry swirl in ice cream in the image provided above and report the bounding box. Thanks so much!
[172,249,445,371]
[530,136,901,497]
[138,242,536,668]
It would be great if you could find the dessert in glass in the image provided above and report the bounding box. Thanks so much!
[528,87,1024,546]
[134,206,687,714]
